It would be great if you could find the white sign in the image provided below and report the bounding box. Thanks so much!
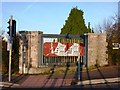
[112,43,120,49]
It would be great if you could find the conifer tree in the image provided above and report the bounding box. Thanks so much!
[60,7,91,35]
[87,22,91,33]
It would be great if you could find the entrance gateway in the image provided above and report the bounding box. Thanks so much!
[19,31,88,74]
[40,34,88,66]
[19,31,108,74]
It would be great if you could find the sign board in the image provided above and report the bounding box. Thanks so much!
[112,43,120,49]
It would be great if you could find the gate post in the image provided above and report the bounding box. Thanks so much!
[84,34,88,67]
[19,31,27,74]
[39,33,43,66]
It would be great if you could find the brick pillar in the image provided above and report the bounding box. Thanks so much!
[88,33,98,66]
[19,37,22,74]
[19,31,26,74]
[87,33,108,67]
[97,34,108,66]
[19,31,43,74]
[26,31,43,68]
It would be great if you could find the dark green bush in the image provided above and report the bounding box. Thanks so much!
[2,35,20,74]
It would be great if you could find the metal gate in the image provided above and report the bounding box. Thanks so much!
[40,34,88,66]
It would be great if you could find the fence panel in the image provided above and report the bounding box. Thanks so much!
[41,34,85,66]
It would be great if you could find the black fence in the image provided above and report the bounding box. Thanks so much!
[43,56,84,65]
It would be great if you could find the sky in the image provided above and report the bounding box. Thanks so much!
[1,2,118,34]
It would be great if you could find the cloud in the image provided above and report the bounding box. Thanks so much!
[25,4,33,11]
[22,3,35,13]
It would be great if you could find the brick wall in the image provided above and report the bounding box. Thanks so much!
[19,31,43,74]
[19,32,108,74]
[87,33,108,67]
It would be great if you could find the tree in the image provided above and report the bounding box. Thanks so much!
[95,18,113,34]
[91,27,94,33]
[107,15,120,65]
[1,34,20,74]
[11,34,20,73]
[60,7,91,35]
[87,22,94,33]
[95,13,120,65]
[2,40,9,73]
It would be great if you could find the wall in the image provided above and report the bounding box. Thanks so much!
[19,31,43,74]
[87,33,108,67]
[19,31,108,74]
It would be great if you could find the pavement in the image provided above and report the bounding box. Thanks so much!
[0,65,120,88]
[0,82,19,88]
[0,77,119,88]
[77,77,120,85]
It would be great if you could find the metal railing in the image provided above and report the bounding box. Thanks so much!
[40,34,86,66]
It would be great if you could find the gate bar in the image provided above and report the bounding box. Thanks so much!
[41,34,85,39]
[40,34,87,66]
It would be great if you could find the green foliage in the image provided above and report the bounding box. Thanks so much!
[2,40,9,73]
[91,27,94,33]
[2,35,20,74]
[12,35,20,73]
[108,42,120,65]
[60,7,92,35]
[87,22,92,33]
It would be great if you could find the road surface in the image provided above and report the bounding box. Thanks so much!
[1,65,120,89]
